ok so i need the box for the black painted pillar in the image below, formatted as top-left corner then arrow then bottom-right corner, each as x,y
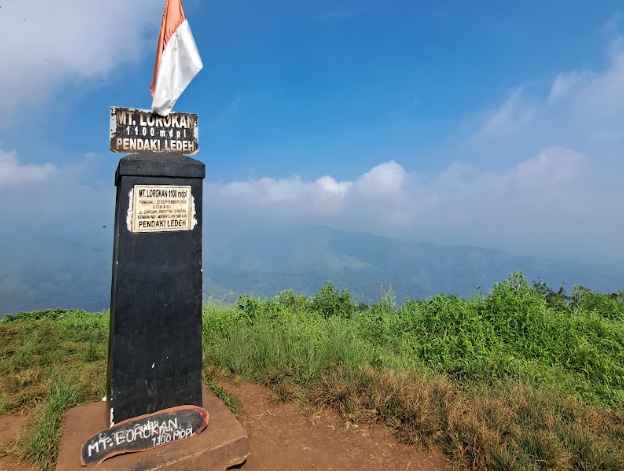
107,152 -> 205,426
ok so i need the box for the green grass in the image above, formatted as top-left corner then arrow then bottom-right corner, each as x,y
202,275 -> 624,469
20,380 -> 84,471
2,273 -> 624,469
0,309 -> 109,470
204,375 -> 242,417
203,276 -> 624,409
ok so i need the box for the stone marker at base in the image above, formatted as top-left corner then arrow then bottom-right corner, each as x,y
81,405 -> 209,466
107,152 -> 205,425
57,384 -> 249,471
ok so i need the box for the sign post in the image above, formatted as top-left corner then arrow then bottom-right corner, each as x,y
56,106 -> 249,470
110,107 -> 199,155
106,107 -> 205,426
56,3 -> 251,464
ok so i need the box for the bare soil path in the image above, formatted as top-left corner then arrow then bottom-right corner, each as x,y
0,382 -> 450,471
226,382 -> 450,471
0,415 -> 35,471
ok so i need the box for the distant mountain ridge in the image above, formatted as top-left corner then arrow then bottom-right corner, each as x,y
203,225 -> 624,305
2,225 -> 623,314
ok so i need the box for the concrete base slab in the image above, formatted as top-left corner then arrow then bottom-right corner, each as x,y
56,384 -> 249,471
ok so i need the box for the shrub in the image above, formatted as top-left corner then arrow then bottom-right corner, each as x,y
311,281 -> 356,318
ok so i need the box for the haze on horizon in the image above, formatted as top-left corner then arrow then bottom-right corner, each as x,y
0,0 -> 623,271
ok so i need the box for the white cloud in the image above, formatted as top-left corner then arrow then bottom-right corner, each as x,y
355,161 -> 406,200
203,33 -> 624,257
548,72 -> 589,104
512,147 -> 583,190
316,176 -> 351,197
0,0 -> 160,125
465,38 -> 624,166
0,146 -> 56,186
206,143 -> 624,258
0,148 -> 114,235
476,89 -> 536,138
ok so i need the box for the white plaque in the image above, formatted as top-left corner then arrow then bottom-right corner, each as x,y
131,185 -> 193,233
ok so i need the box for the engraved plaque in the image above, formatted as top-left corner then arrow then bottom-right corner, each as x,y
81,405 -> 209,466
110,107 -> 199,154
131,185 -> 193,233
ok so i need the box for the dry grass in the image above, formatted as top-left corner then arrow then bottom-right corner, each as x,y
308,365 -> 624,470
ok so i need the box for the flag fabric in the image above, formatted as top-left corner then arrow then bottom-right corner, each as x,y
150,0 -> 203,116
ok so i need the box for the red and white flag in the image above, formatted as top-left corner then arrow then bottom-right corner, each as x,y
150,0 -> 203,116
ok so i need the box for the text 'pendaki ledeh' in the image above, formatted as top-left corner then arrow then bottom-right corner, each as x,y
110,107 -> 199,154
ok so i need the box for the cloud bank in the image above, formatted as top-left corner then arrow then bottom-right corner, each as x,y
465,38 -> 624,165
0,147 -> 55,186
206,40 -> 624,258
206,146 -> 620,258
0,147 -> 114,241
0,0 -> 160,125
1,35 -> 623,260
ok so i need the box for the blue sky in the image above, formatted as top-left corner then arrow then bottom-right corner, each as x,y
0,0 -> 623,259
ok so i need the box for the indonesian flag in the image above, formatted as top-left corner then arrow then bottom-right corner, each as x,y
150,0 -> 203,116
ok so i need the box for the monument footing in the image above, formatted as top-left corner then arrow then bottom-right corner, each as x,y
56,384 -> 249,471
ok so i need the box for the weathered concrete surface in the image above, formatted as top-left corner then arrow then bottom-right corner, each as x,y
108,153 -> 205,425
56,384 -> 249,471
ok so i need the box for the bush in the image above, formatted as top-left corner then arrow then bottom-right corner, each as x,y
311,281 -> 357,318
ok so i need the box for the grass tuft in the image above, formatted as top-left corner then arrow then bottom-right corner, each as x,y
20,380 -> 84,471
204,377 -> 242,418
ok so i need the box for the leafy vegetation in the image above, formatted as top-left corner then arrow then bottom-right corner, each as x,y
2,273 -> 624,470
204,275 -> 624,469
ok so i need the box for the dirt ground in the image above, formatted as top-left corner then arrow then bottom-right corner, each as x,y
225,381 -> 449,471
0,415 -> 36,471
0,382 -> 450,471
